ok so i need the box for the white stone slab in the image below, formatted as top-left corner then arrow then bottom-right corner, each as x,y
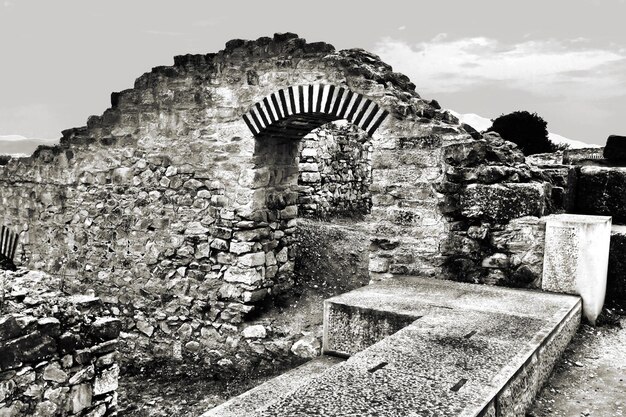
542,214 -> 611,324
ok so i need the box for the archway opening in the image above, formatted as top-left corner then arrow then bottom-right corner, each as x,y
248,117 -> 374,317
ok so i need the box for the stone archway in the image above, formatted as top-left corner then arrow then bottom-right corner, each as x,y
241,84 -> 388,138
237,85 -> 389,297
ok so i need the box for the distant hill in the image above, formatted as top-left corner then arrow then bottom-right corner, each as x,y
0,135 -> 59,156
448,111 -> 600,149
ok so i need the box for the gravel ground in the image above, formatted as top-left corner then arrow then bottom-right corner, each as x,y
529,310 -> 626,417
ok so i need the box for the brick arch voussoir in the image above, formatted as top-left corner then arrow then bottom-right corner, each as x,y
242,84 -> 389,137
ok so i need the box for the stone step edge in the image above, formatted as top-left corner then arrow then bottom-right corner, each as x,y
461,297 -> 582,417
321,285 -> 581,416
199,355 -> 344,417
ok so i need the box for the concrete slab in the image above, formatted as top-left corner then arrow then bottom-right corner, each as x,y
324,277 -> 579,356
200,355 -> 344,417
201,277 -> 581,417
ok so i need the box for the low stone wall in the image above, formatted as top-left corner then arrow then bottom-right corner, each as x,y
0,270 -> 120,416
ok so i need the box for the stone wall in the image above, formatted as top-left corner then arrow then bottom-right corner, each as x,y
297,122 -> 372,218
0,270 -> 120,416
0,34 -> 557,367
436,132 -> 555,286
573,166 -> 626,224
526,149 -> 626,301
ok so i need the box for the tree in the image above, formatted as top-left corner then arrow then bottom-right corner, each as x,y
487,111 -> 559,155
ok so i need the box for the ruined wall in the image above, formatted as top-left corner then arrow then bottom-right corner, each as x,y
525,146 -> 626,298
0,270 -> 120,416
0,34 -> 555,366
297,122 -> 372,218
435,132 -> 555,286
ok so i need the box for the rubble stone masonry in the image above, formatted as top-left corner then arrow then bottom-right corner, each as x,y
0,270 -> 120,416
0,34 -> 557,365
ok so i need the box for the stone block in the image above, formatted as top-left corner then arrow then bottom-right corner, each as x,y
461,183 -> 546,223
93,365 -> 119,396
481,253 -> 509,268
242,288 -> 269,303
230,241 -> 255,254
43,362 -> 68,383
71,383 -> 93,414
574,166 -> 626,223
442,140 -> 487,167
290,335 -> 320,358
0,315 -> 28,342
136,320 -> 154,337
224,266 -> 264,286
607,226 -> 626,306
88,317 -> 121,342
0,379 -> 16,402
242,325 -> 266,339
603,135 -> 626,162
0,333 -> 56,371
542,214 -> 611,324
69,365 -> 95,385
238,252 -> 266,267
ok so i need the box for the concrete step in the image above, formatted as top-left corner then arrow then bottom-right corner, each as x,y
201,277 -> 581,417
200,355 -> 344,417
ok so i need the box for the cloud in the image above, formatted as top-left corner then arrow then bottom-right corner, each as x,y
3,1 -> 13,7
373,36 -> 626,99
0,135 -> 28,141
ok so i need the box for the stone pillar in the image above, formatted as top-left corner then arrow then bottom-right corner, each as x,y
542,214 -> 612,324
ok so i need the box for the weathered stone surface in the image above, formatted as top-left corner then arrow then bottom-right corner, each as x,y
68,365 -> 95,385
0,32 -> 556,372
34,401 -> 57,416
242,325 -> 266,339
461,183 -> 546,223
0,379 -> 16,402
608,226 -> 626,307
71,383 -> 93,414
0,315 -> 28,342
88,317 -> 122,342
542,214 -> 611,324
574,166 -> 626,224
0,271 -> 119,417
442,140 -> 487,167
224,266 -> 263,286
93,365 -> 119,396
238,252 -> 266,267
0,333 -> 56,371
603,135 -> 626,161
42,362 -> 68,383
290,335 -> 321,358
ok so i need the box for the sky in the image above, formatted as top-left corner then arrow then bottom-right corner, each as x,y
1,0 -> 625,147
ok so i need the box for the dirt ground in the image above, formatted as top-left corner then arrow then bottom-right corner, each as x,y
529,308 -> 626,417
117,361 -> 299,417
